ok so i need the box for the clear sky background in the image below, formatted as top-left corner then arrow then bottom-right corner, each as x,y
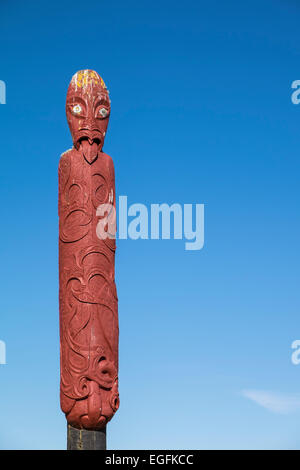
0,0 -> 300,450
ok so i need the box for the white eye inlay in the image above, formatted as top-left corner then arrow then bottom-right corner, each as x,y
72,104 -> 82,114
99,107 -> 108,118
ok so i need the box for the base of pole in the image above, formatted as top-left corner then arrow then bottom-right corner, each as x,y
67,424 -> 107,450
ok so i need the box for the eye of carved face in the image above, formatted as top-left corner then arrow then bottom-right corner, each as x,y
72,104 -> 82,115
98,107 -> 109,118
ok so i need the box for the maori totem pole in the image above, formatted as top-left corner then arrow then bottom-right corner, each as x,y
58,70 -> 119,450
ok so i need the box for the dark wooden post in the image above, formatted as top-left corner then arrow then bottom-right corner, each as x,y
58,70 -> 119,450
67,425 -> 107,450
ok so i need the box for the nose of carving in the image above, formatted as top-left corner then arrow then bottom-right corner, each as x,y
84,113 -> 97,130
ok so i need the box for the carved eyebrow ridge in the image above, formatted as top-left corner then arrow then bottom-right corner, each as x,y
67,96 -> 87,106
94,96 -> 110,109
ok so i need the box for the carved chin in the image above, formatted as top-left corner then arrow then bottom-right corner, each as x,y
78,137 -> 101,164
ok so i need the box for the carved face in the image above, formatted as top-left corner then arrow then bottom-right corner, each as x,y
66,70 -> 111,163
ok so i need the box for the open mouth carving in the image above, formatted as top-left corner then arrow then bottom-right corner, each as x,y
78,136 -> 102,164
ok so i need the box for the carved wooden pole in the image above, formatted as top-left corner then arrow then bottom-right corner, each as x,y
58,70 -> 119,450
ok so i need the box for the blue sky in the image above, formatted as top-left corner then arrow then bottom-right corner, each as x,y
0,0 -> 300,449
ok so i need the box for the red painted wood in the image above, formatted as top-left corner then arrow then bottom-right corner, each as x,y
59,70 -> 119,430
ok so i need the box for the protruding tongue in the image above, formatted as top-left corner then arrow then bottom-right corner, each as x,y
80,139 -> 99,163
